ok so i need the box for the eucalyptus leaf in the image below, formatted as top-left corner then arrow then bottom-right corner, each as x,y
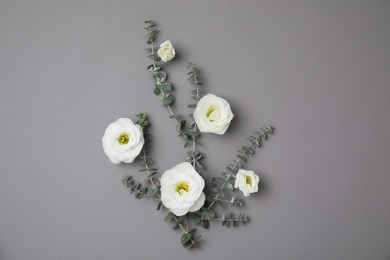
156,201 -> 163,211
146,187 -> 158,197
164,212 -> 173,222
181,233 -> 192,245
224,181 -> 234,191
158,82 -> 172,92
182,240 -> 194,249
201,208 -> 215,219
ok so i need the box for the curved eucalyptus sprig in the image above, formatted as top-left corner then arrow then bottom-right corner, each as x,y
220,213 -> 249,228
184,62 -> 205,173
180,228 -> 200,249
135,113 -> 161,200
186,62 -> 204,110
195,211 -> 249,228
207,125 -> 275,210
122,175 -> 147,199
164,212 -> 200,249
143,30 -> 204,244
144,20 -> 160,65
122,113 -> 161,200
144,21 -> 189,144
136,109 -> 200,247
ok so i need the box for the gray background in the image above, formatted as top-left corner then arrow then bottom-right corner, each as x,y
1,0 -> 389,259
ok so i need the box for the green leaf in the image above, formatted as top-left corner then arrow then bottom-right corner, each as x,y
188,213 -> 201,224
218,188 -> 228,197
195,161 -> 205,170
201,219 -> 210,229
153,87 -> 161,95
181,233 -> 192,245
145,29 -> 158,37
146,187 -> 158,197
122,175 -> 132,187
187,151 -> 200,158
147,64 -> 160,72
189,228 -> 197,236
147,37 -> 156,44
201,208 -> 215,220
182,239 -> 194,249
156,201 -> 163,211
164,212 -> 174,222
224,181 -> 234,191
147,171 -> 157,178
158,82 -> 172,92
162,94 -> 175,106
253,139 -> 261,147
237,154 -> 247,162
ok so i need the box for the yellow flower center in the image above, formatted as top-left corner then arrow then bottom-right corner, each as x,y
245,175 -> 252,185
206,105 -> 221,122
118,133 -> 130,145
175,182 -> 190,196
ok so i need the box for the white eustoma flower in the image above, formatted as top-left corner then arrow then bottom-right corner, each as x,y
160,162 -> 205,216
234,169 -> 260,197
102,118 -> 144,164
193,94 -> 234,135
157,40 -> 175,62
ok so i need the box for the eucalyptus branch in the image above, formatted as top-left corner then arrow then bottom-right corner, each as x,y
121,113 -> 160,200
207,125 -> 275,210
164,212 -> 199,249
144,20 -> 159,70
145,21 -> 189,144
135,113 -> 161,199
174,217 -> 198,249
209,213 -> 249,228
136,113 -> 199,247
122,175 -> 147,199
185,62 -> 204,172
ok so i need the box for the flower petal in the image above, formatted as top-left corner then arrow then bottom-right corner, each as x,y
189,192 -> 205,212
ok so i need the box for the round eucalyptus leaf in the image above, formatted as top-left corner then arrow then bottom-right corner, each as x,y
153,71 -> 167,83
147,64 -> 161,72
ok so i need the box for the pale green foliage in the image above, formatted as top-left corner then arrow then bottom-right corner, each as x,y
122,113 -> 161,201
221,213 -> 249,228
122,175 -> 147,199
118,20 -> 275,249
207,125 -> 274,210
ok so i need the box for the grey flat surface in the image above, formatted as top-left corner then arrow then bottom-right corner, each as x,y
1,1 -> 390,259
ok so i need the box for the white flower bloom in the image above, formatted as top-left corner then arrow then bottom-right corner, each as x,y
234,169 -> 260,197
102,118 -> 144,164
160,162 -> 205,216
193,94 -> 234,135
157,40 -> 175,62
